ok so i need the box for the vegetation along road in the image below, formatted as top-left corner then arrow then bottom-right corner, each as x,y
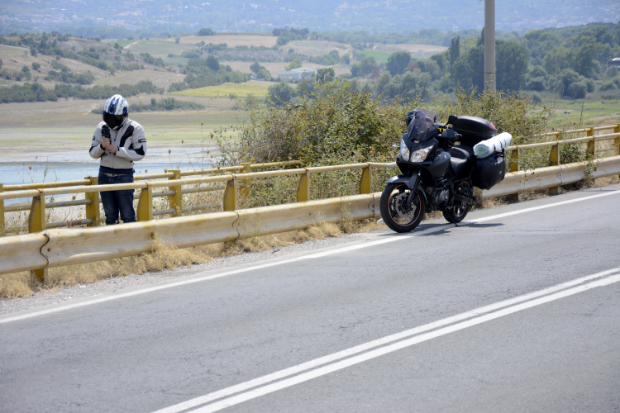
1,184 -> 619,412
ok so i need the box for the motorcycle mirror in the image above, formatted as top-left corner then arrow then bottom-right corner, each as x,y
448,115 -> 459,126
433,116 -> 437,123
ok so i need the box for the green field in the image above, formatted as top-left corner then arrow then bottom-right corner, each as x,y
542,98 -> 620,129
115,39 -> 136,47
171,82 -> 272,98
357,50 -> 392,63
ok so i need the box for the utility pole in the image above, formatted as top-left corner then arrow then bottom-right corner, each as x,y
484,0 -> 496,91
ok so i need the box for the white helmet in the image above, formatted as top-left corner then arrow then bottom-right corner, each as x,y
103,94 -> 128,129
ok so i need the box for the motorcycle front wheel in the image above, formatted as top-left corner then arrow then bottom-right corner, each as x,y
380,182 -> 426,233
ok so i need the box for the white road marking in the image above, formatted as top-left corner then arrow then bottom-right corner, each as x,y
154,267 -> 620,413
1,189 -> 618,325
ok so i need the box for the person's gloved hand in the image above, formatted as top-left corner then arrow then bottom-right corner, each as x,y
101,125 -> 111,139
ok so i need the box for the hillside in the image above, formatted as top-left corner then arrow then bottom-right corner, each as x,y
1,0 -> 618,35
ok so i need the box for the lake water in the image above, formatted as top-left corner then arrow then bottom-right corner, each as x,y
0,147 -> 218,204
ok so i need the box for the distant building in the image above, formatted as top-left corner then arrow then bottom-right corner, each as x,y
278,67 -> 317,81
607,58 -> 620,67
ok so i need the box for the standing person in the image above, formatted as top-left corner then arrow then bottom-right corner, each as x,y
89,94 -> 147,225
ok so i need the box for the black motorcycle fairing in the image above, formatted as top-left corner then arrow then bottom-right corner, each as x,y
426,148 -> 451,181
405,110 -> 439,148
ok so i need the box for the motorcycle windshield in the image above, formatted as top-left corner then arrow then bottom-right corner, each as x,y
407,110 -> 438,146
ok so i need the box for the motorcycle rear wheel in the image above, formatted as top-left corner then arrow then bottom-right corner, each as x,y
442,181 -> 472,223
380,182 -> 426,233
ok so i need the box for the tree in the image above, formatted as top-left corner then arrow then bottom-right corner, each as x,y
452,40 -> 528,92
375,72 -> 392,95
268,81 -> 296,106
206,55 -> 219,72
495,40 -> 528,91
452,46 -> 484,91
250,62 -> 263,74
386,51 -> 411,76
543,47 -> 574,75
256,68 -> 271,80
400,72 -> 417,94
316,68 -> 335,83
285,59 -> 302,71
449,35 -> 460,68
573,37 -> 600,78
359,56 -> 378,77
198,28 -> 215,36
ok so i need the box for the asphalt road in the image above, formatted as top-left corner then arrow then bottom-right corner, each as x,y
1,184 -> 620,413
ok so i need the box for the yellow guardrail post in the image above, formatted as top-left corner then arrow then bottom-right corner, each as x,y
548,143 -> 560,196
223,177 -> 238,211
615,124 -> 620,178
296,169 -> 310,202
586,127 -> 595,160
359,164 -> 371,194
168,169 -> 182,217
239,163 -> 251,202
28,190 -> 47,283
0,184 -> 5,237
507,147 -> 520,202
84,176 -> 100,227
137,183 -> 153,221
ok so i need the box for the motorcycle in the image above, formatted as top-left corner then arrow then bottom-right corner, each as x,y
380,110 -> 507,233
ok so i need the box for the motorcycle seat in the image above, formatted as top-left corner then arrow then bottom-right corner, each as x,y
449,145 -> 475,163
448,145 -> 475,179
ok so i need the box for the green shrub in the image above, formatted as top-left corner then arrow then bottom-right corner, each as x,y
216,80 -> 413,167
600,81 -> 616,91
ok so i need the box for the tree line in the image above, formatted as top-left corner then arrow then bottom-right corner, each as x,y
0,80 -> 163,104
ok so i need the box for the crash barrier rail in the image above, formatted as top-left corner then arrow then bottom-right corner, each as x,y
0,160 -> 302,235
505,123 -> 620,198
1,153 -> 619,282
0,162 -> 395,280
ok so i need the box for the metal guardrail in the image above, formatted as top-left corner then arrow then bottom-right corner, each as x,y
1,124 -> 619,282
506,124 -> 620,199
0,161 -> 396,282
2,152 -> 619,281
0,160 -> 303,235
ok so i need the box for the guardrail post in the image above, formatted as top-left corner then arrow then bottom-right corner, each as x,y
507,147 -> 520,202
28,190 -> 47,283
614,124 -> 620,155
296,169 -> 310,202
239,163 -> 251,202
548,143 -> 560,196
586,127 -> 595,160
615,124 -> 620,178
168,169 -> 182,217
0,184 -> 5,237
223,177 -> 238,211
84,176 -> 100,227
359,164 -> 371,194
137,183 -> 153,221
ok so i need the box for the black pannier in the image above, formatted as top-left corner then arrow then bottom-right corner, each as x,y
472,154 -> 506,190
453,116 -> 497,146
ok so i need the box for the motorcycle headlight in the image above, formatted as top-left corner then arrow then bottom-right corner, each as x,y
409,146 -> 433,163
400,138 -> 410,161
